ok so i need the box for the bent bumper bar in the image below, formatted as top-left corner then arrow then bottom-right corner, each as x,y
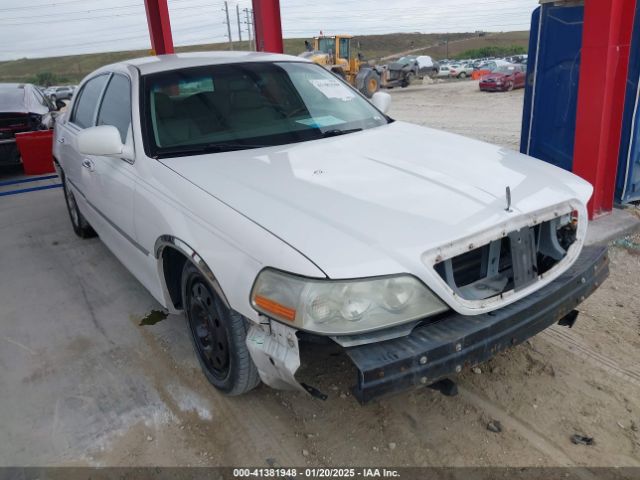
345,245 -> 609,404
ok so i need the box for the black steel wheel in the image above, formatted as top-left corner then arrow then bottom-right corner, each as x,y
182,262 -> 260,395
62,172 -> 95,238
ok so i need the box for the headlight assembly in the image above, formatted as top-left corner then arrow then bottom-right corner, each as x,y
250,269 -> 448,335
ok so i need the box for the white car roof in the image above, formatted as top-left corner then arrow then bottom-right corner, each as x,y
97,51 -> 309,76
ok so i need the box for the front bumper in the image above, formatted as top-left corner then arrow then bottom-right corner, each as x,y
345,245 -> 609,403
479,83 -> 506,91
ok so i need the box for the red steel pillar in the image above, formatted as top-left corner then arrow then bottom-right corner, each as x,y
252,0 -> 284,53
573,0 -> 636,218
144,0 -> 174,55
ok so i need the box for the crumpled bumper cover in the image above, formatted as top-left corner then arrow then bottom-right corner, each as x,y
345,245 -> 609,404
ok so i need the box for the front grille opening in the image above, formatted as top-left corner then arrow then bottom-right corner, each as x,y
435,215 -> 577,300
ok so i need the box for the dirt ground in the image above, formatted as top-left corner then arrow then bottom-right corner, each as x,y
2,80 -> 639,471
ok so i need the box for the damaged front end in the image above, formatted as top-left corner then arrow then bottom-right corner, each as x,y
434,211 -> 579,302
245,203 -> 604,403
247,245 -> 608,403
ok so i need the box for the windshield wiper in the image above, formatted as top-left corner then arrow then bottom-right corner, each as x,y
156,142 -> 270,158
320,128 -> 363,138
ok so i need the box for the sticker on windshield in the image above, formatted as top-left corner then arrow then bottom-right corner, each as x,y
308,79 -> 355,101
296,115 -> 345,128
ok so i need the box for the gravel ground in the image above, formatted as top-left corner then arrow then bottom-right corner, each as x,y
388,78 -> 525,150
1,79 -> 639,470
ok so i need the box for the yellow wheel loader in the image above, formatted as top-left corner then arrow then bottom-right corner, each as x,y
299,34 -> 382,98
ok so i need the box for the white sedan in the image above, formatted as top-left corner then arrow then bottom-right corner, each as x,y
53,52 -> 608,402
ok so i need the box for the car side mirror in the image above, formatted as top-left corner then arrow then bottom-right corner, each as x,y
77,125 -> 131,159
371,91 -> 391,114
55,99 -> 66,111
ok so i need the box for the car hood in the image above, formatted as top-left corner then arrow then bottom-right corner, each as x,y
482,73 -> 509,81
160,121 -> 592,281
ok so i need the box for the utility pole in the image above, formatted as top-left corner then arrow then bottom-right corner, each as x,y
445,39 -> 449,59
223,1 -> 232,50
236,4 -> 242,44
243,8 -> 254,50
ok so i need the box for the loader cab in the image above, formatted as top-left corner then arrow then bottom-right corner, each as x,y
314,35 -> 355,73
305,34 -> 379,98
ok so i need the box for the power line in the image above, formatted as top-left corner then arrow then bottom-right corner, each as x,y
0,1 -> 227,25
0,0 -> 102,12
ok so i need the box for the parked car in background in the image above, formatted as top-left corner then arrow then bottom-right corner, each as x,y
382,55 -> 438,86
436,65 -> 451,78
505,54 -> 528,65
479,64 -> 526,92
471,59 -> 510,80
44,85 -> 75,101
449,63 -> 474,79
0,83 -> 58,166
52,52 -> 606,404
398,55 -> 438,78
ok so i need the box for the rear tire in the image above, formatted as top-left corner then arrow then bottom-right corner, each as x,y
62,172 -> 96,238
182,262 -> 260,396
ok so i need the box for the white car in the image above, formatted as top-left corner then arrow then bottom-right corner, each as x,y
53,52 -> 608,403
448,63 -> 474,78
436,65 -> 451,78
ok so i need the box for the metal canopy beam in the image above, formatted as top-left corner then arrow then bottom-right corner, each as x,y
144,0 -> 174,55
252,0 -> 284,53
573,0 -> 636,218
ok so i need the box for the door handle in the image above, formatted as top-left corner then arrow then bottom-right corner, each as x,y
57,137 -> 65,144
81,159 -> 95,172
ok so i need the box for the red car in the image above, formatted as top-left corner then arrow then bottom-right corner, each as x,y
479,64 -> 526,92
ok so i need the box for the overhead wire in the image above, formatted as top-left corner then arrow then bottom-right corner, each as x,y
0,0 -> 535,59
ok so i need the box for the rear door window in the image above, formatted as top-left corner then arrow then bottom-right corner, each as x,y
96,74 -> 132,143
72,74 -> 109,128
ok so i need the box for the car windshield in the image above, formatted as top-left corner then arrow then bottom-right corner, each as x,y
142,61 -> 389,158
495,66 -> 517,74
0,86 -> 26,112
397,57 -> 414,65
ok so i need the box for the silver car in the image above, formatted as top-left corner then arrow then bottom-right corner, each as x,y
44,85 -> 75,101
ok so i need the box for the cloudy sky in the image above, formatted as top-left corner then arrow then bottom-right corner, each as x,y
0,0 -> 538,61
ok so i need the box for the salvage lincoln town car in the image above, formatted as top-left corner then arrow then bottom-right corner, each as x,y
53,52 -> 608,403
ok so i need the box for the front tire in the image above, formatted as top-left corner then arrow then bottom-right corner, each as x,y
458,72 -> 467,79
401,72 -> 415,88
62,173 -> 95,238
182,262 -> 260,395
359,69 -> 380,98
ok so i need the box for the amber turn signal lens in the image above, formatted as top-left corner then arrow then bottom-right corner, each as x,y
254,295 -> 296,322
